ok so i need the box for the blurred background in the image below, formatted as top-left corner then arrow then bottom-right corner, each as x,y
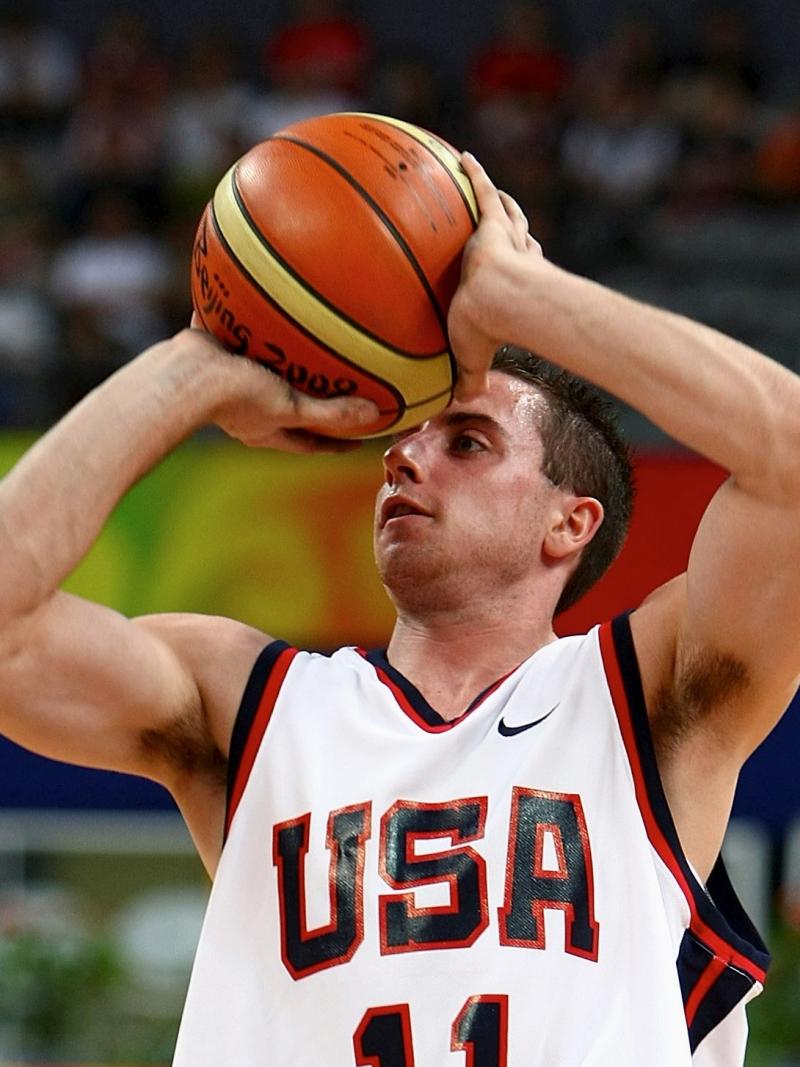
0,0 -> 798,1062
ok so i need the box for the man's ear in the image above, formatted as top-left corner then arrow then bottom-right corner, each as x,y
543,496 -> 604,561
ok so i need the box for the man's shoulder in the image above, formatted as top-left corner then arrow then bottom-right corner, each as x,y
134,611 -> 273,668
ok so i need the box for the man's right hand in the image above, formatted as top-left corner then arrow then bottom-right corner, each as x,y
184,326 -> 380,450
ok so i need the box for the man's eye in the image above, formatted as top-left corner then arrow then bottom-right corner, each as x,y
451,434 -> 485,453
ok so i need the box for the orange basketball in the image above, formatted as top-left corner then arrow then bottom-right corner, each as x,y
190,112 -> 478,437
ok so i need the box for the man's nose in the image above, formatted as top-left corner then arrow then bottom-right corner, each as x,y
382,432 -> 425,486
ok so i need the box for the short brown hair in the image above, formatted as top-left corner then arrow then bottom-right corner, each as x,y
492,345 -> 635,615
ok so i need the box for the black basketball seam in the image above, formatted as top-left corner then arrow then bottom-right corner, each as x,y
371,121 -> 475,394
370,117 -> 479,226
207,199 -> 408,426
231,157 -> 447,362
403,383 -> 454,410
338,117 -> 470,395
270,133 -> 453,338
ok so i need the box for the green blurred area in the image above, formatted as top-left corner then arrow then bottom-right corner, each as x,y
747,923 -> 800,1066
1,906 -> 798,1062
0,842 -> 206,1063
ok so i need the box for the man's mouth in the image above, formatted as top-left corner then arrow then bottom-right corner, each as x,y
380,496 -> 432,528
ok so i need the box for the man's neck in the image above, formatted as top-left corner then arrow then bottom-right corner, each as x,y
385,611 -> 557,722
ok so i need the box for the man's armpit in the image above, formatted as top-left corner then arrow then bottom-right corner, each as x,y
139,705 -> 228,786
650,647 -> 750,755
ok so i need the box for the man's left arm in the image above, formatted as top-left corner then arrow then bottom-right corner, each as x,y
452,153 -> 800,877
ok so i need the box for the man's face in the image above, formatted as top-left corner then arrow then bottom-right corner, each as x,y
373,372 -> 563,617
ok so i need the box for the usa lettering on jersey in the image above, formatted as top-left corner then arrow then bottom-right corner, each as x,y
272,787 -> 599,980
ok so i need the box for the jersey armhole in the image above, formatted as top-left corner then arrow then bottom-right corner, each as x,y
599,614 -> 770,1053
224,640 -> 298,843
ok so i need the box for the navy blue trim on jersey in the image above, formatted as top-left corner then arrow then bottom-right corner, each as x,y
609,614 -> 769,1050
365,649 -> 446,726
224,640 -> 291,842
364,649 -> 508,727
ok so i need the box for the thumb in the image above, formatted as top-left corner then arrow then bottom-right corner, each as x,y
453,366 -> 490,402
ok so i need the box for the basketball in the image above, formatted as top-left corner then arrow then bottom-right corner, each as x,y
190,112 -> 478,437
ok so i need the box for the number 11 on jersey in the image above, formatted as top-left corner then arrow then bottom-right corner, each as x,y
354,994 -> 508,1066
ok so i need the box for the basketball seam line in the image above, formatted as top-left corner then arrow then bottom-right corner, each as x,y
345,113 -> 479,226
228,160 -> 448,363
336,115 -> 472,389
370,120 -> 475,389
271,132 -> 452,344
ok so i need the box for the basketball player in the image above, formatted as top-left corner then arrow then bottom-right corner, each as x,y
0,152 -> 798,1066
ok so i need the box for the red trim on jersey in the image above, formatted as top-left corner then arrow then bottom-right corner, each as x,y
534,823 -> 569,880
354,1003 -> 416,1066
356,648 -> 517,732
598,621 -> 766,985
685,955 -> 729,1028
451,994 -> 509,1067
225,645 -> 298,837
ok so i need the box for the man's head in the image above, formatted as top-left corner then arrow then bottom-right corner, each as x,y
374,348 -> 633,621
491,344 -> 634,614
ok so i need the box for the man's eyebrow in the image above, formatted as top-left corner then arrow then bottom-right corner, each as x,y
442,411 -> 507,436
389,410 -> 507,445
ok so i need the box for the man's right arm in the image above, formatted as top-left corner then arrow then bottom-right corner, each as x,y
0,330 -> 377,808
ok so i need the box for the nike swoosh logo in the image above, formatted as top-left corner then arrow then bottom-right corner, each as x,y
497,703 -> 560,737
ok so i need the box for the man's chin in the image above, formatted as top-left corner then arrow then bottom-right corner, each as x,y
377,551 -> 458,614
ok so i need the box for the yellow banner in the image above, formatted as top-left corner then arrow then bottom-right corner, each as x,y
0,436 -> 396,650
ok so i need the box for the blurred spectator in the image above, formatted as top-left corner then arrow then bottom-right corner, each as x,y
470,1 -> 570,105
0,0 -> 794,435
467,2 -> 569,245
246,0 -> 370,139
369,48 -> 450,138
58,14 -> 170,227
666,77 -> 757,214
663,7 -> 766,132
0,226 -> 58,426
0,145 -> 57,425
754,105 -> 800,202
48,192 -> 172,406
657,8 -> 765,216
264,0 -> 370,97
675,6 -> 765,98
572,16 -> 668,103
82,11 -> 169,103
560,75 -> 680,268
0,8 -> 78,139
163,30 -> 254,215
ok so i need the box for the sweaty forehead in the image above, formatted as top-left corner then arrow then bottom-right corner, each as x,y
449,372 -> 549,430
390,373 -> 548,445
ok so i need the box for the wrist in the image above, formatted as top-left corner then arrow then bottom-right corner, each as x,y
142,329 -> 255,434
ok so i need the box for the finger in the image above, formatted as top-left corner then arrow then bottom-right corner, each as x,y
190,310 -> 203,329
280,429 -> 363,454
497,191 -> 530,249
453,366 -> 490,402
526,233 -> 543,256
291,392 -> 381,437
460,152 -> 505,220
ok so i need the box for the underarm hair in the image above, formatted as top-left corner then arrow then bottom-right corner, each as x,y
139,706 -> 227,785
650,647 -> 750,754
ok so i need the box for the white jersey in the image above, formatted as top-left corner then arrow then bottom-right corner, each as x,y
173,616 -> 768,1066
